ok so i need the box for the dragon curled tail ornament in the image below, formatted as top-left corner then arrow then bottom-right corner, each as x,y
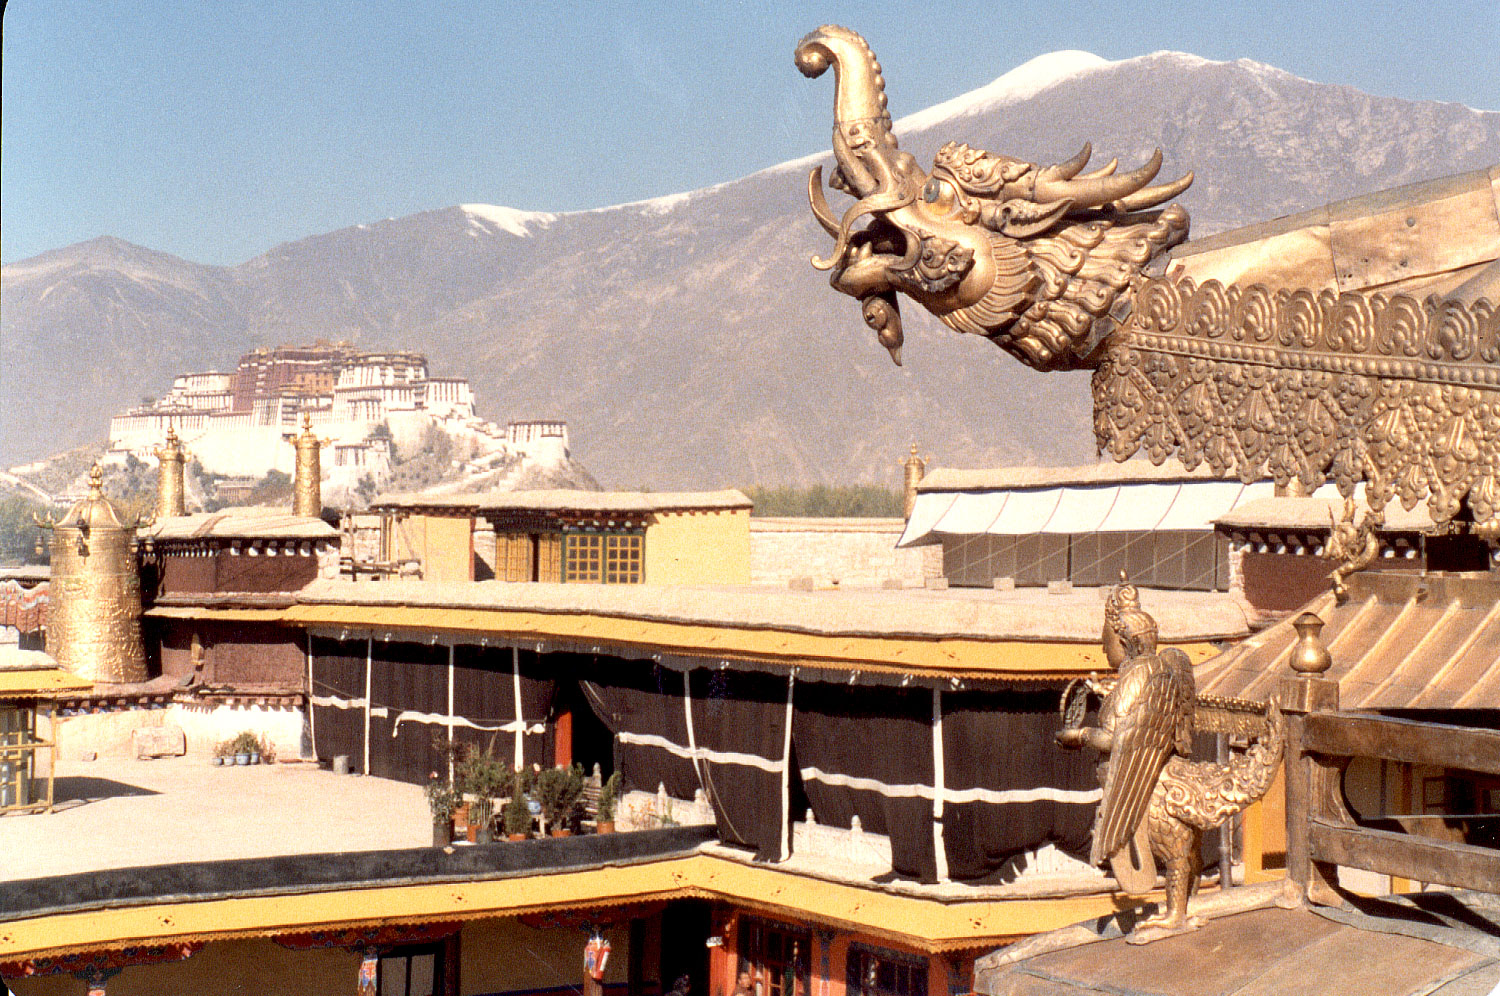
1057,577 -> 1285,943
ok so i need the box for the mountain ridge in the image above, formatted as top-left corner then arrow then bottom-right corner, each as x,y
5,52 -> 1498,488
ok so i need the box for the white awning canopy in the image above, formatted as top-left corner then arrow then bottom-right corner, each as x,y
1038,486 -> 1120,534
934,493 -> 1008,534
1154,481 -> 1248,531
1093,483 -> 1182,532
987,488 -> 1064,534
901,477 -> 1282,546
897,493 -> 957,547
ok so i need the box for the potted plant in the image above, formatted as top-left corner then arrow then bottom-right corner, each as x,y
471,794 -> 495,844
257,735 -> 277,765
231,731 -> 259,766
455,746 -> 506,844
597,772 -> 622,834
536,763 -> 584,837
503,788 -> 532,841
211,740 -> 232,766
425,771 -> 457,846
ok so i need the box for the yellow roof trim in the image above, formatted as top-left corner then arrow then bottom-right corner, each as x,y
0,853 -> 1150,959
0,669 -> 93,697
287,604 -> 1225,677
145,603 -> 1224,677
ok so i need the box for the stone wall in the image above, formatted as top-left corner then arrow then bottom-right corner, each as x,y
749,518 -> 940,587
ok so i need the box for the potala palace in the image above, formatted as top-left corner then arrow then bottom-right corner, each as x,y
105,342 -> 569,500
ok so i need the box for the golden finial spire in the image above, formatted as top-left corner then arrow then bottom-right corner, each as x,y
292,411 -> 323,518
899,442 -> 928,520
155,428 -> 189,518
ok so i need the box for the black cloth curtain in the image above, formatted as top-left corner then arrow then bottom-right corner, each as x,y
580,658 -> 700,801
309,637 -> 367,772
687,668 -> 789,860
368,641 -> 449,785
451,646 -> 555,768
792,681 -> 937,883
940,689 -> 1098,880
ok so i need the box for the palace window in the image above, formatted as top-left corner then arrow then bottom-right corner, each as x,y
378,943 -> 448,996
845,944 -> 927,996
495,532 -> 564,582
564,532 -> 642,584
739,917 -> 810,996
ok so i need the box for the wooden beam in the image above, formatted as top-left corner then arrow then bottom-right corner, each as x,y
1308,819 -> 1500,892
1302,712 -> 1500,774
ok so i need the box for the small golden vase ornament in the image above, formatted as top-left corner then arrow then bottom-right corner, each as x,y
1290,612 -> 1333,674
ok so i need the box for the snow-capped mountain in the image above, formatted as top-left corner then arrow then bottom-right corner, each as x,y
4,51 -> 1498,488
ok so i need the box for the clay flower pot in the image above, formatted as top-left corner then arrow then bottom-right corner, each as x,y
433,820 -> 453,847
550,827 -> 572,838
596,821 -> 616,835
507,833 -> 527,842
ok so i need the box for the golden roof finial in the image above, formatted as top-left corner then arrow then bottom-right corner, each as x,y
87,464 -> 104,496
900,442 -> 929,520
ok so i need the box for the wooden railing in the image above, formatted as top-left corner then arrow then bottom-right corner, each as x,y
1280,670 -> 1500,902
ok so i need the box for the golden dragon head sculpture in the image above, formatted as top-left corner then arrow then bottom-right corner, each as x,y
797,24 -> 1500,540
795,24 -> 1192,369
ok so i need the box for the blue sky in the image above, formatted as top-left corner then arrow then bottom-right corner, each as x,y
4,0 -> 1496,267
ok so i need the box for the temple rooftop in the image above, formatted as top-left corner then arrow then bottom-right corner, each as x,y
145,578 -> 1254,680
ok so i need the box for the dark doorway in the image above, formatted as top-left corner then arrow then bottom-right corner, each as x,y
659,899 -> 713,996
550,666 -> 617,778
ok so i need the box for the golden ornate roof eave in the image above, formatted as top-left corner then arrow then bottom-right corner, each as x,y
1091,275 -> 1498,528
795,26 -> 1499,529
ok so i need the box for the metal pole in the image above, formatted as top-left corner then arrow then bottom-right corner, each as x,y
363,637 -> 373,776
1217,732 -> 1233,890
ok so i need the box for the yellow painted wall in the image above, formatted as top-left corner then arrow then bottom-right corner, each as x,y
3,922 -> 631,996
461,917 -> 631,996
5,938 -> 356,996
644,509 -> 750,585
1241,765 -> 1286,884
394,513 -> 475,583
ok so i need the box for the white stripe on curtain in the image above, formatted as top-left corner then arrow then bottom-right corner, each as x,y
618,731 -> 784,773
932,688 -> 949,882
799,766 -> 1101,805
391,711 -> 545,737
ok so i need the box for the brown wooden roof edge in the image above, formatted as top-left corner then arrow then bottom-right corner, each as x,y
974,884 -> 1500,996
975,880 -> 1288,980
1194,571 -> 1500,709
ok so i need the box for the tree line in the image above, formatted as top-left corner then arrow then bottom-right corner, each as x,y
743,484 -> 902,518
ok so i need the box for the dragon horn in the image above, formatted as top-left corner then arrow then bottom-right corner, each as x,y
1034,149 -> 1163,208
1040,142 -> 1092,181
1076,157 -> 1117,179
1113,171 -> 1194,212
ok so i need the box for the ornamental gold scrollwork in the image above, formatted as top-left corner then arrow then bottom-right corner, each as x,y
1093,276 -> 1500,527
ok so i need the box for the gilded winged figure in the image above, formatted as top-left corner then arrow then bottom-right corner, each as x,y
1058,577 -> 1285,941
